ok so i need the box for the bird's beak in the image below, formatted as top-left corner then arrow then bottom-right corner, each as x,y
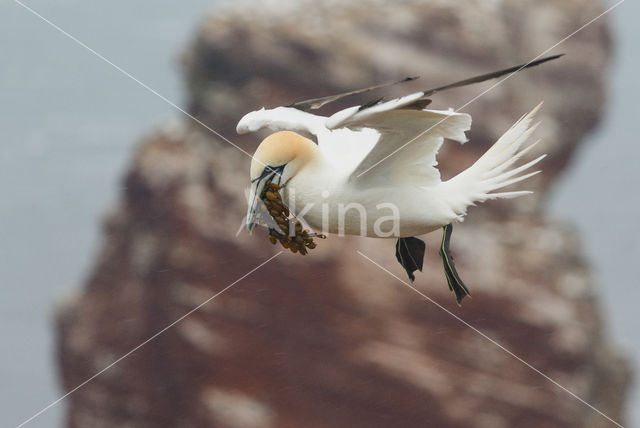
246,165 -> 286,233
246,176 -> 269,233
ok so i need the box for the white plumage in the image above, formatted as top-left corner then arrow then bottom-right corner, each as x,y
238,97 -> 544,237
237,55 -> 560,303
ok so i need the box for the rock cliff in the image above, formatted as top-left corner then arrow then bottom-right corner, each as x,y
57,1 -> 630,427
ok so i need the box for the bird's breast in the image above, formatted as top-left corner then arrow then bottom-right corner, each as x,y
281,173 -> 448,237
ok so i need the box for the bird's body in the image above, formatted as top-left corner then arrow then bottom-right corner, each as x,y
242,104 -> 543,238
238,55 -> 560,303
281,155 -> 456,237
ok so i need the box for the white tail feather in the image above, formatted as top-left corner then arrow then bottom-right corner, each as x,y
438,103 -> 545,217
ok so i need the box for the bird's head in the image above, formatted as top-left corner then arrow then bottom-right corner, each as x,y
246,131 -> 317,232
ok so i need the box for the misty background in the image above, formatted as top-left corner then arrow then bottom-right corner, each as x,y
0,0 -> 637,427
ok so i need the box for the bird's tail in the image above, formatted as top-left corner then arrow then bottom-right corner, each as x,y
439,103 -> 546,218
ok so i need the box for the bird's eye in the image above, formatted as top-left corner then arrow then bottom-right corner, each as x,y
252,164 -> 286,183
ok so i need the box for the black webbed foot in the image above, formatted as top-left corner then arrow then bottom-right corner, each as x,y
395,237 -> 426,282
439,223 -> 471,305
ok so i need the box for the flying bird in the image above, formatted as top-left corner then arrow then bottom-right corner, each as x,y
238,55 -> 561,304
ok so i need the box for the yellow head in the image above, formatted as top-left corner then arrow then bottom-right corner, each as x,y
249,131 -> 317,181
246,131 -> 317,231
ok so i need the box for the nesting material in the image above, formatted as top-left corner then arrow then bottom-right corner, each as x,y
260,181 -> 324,255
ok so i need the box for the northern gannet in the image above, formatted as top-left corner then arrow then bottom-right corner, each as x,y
238,55 -> 561,304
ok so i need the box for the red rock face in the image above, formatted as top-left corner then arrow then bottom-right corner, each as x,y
57,1 -> 629,427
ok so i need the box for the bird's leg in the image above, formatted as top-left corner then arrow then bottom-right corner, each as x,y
439,224 -> 471,305
395,237 -> 426,282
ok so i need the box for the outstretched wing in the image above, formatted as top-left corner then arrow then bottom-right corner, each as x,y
326,93 -> 471,187
288,76 -> 419,111
236,106 -> 328,138
286,54 -> 562,112
237,55 -> 562,183
236,105 -> 379,175
236,95 -> 470,186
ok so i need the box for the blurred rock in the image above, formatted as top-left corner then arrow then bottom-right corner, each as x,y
57,0 -> 629,427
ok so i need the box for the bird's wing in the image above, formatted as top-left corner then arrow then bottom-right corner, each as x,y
287,76 -> 418,111
236,104 -> 379,175
237,54 -> 561,182
287,54 -> 561,112
326,93 -> 471,187
236,106 -> 328,138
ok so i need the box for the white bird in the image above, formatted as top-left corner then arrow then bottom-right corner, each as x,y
238,55 -> 561,304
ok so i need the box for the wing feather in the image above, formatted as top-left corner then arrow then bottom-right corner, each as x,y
236,106 -> 327,136
327,96 -> 471,187
237,55 -> 561,186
